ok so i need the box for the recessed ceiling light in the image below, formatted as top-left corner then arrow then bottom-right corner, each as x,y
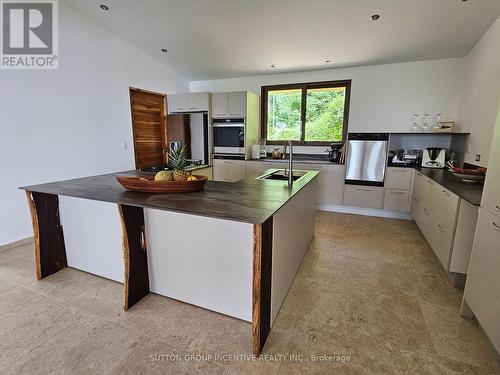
99,4 -> 109,11
371,14 -> 380,21
161,48 -> 168,53
270,64 -> 277,68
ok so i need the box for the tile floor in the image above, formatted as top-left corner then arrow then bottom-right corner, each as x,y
0,211 -> 498,374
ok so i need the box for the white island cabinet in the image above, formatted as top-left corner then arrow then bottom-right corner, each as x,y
22,169 -> 319,356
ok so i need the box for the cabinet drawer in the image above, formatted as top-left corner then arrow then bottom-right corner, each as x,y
426,222 -> 454,270
213,159 -> 246,181
245,161 -> 281,177
433,187 -> 460,233
386,168 -> 412,190
343,186 -> 384,209
384,189 -> 410,212
294,163 -> 345,185
317,184 -> 344,205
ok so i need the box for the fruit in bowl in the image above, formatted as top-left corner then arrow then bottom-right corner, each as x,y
187,175 -> 197,181
168,145 -> 190,181
154,170 -> 173,181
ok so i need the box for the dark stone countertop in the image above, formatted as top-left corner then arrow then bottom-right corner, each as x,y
247,155 -> 341,165
414,167 -> 483,206
20,170 -> 319,224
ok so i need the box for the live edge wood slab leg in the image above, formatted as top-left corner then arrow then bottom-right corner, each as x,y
118,204 -> 150,310
25,191 -> 67,280
252,217 -> 273,356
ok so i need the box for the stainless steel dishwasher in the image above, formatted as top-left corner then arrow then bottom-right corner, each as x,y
345,133 -> 389,186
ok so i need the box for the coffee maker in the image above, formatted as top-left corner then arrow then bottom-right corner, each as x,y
422,147 -> 446,168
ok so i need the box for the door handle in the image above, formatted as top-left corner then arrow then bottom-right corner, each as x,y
492,222 -> 500,232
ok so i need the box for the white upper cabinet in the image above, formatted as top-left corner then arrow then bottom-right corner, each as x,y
167,93 -> 209,113
212,91 -> 247,118
187,92 -> 210,111
167,93 -> 188,113
228,92 -> 247,117
211,93 -> 229,117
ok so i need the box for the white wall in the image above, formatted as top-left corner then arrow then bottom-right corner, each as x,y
190,59 -> 464,137
456,16 -> 500,167
0,2 -> 189,246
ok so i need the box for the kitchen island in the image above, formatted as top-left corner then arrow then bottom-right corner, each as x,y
20,169 -> 318,355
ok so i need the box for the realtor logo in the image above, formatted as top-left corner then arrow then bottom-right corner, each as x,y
1,0 -> 58,69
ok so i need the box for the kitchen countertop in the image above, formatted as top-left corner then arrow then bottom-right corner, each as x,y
246,155 -> 341,165
20,169 -> 319,224
415,167 -> 483,206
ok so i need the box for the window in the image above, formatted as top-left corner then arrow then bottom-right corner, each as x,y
261,80 -> 351,145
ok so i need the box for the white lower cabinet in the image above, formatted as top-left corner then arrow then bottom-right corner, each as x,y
411,171 -> 474,273
463,208 -> 500,352
213,159 -> 246,182
384,189 -> 409,212
343,186 -> 384,209
317,183 -> 344,205
245,161 -> 282,178
244,161 -> 345,206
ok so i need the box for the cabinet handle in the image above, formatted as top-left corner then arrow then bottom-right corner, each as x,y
189,107 -> 198,110
230,113 -> 241,116
389,191 -> 406,195
423,208 -> 430,215
437,224 -> 446,233
356,188 -> 371,192
391,169 -> 408,173
492,222 -> 500,231
427,180 -> 433,185
495,205 -> 500,212
413,196 -> 419,202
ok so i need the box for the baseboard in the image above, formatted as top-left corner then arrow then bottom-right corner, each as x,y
0,237 -> 34,252
318,204 -> 412,220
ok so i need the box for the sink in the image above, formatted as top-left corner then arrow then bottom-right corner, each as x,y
256,169 -> 307,182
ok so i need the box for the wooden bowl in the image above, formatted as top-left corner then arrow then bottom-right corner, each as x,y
116,175 -> 208,193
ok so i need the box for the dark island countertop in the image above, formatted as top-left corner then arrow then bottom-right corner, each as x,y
415,168 -> 483,206
20,170 -> 319,224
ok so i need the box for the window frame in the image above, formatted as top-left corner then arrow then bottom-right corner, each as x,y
261,79 -> 351,146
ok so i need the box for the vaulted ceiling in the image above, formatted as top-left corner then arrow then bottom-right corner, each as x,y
64,0 -> 500,80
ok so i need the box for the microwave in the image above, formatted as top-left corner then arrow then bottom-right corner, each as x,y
213,118 -> 245,156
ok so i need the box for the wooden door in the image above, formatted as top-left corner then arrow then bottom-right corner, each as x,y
130,89 -> 167,169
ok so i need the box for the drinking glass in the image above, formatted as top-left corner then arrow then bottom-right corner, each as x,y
422,114 -> 430,131
410,114 -> 419,132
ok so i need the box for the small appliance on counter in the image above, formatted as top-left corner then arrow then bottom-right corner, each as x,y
252,144 -> 261,159
327,143 -> 342,163
390,149 -> 421,166
422,147 -> 446,168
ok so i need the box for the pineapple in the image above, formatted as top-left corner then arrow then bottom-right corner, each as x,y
168,145 -> 190,181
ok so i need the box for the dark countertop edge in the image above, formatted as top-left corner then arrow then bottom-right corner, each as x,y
413,167 -> 483,206
20,170 -> 320,225
247,158 -> 343,166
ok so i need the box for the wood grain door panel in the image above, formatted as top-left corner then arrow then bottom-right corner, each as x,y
130,89 -> 167,169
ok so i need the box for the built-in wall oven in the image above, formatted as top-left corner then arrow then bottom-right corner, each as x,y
213,118 -> 245,157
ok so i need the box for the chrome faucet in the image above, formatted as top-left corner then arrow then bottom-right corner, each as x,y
283,140 -> 294,186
